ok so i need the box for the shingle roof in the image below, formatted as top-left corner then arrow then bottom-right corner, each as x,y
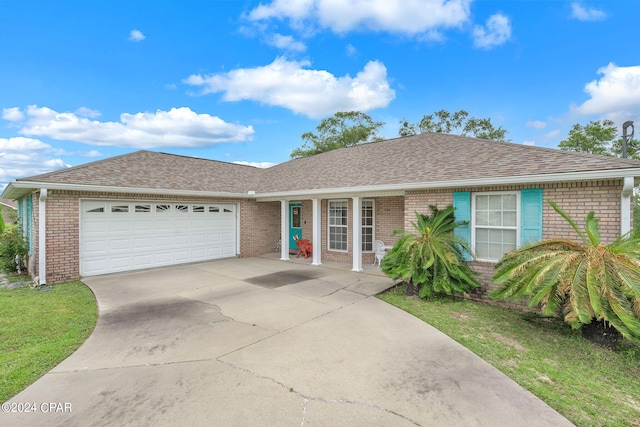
0,198 -> 17,209
21,150 -> 263,194
258,133 -> 640,192
14,133 -> 640,196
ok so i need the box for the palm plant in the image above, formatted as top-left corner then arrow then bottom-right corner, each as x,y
381,206 -> 480,298
491,201 -> 640,343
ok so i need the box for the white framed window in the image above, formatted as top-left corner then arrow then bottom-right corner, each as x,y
472,192 -> 519,261
362,200 -> 375,252
328,200 -> 348,251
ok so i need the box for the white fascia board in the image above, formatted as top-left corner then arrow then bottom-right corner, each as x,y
255,168 -> 640,201
2,181 -> 251,200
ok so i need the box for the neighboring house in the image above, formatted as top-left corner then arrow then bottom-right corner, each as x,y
0,197 -> 17,226
3,133 -> 640,294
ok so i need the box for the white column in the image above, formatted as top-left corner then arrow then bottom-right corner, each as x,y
351,196 -> 362,272
38,189 -> 48,285
312,198 -> 322,266
621,177 -> 634,236
280,200 -> 290,260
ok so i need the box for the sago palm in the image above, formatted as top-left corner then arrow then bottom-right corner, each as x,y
491,200 -> 640,343
381,206 -> 480,298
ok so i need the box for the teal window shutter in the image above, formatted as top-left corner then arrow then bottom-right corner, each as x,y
453,192 -> 471,261
520,189 -> 543,246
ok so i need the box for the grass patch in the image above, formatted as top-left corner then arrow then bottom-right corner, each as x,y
0,281 -> 97,403
378,285 -> 640,427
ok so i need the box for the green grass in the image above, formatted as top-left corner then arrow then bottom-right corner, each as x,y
378,286 -> 640,427
0,281 -> 97,403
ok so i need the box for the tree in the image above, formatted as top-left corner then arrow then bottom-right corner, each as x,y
491,201 -> 640,344
290,111 -> 384,158
381,206 -> 480,299
558,120 -> 617,156
398,109 -> 509,141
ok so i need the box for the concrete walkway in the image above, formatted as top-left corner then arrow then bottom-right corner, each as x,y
4,258 -> 573,427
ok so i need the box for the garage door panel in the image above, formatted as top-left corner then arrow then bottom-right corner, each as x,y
155,236 -> 173,248
133,221 -> 153,232
81,201 -> 238,276
109,221 -> 131,233
134,237 -> 154,249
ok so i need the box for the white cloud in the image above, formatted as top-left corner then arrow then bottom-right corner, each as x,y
75,107 -> 101,118
265,33 -> 307,51
346,43 -> 357,57
526,120 -> 547,130
544,129 -> 560,140
570,3 -> 607,21
522,140 -> 536,146
247,0 -> 471,36
472,13 -> 511,49
0,137 -> 68,187
2,107 -> 24,122
7,106 -> 255,148
129,29 -> 146,42
571,63 -> 640,121
233,161 -> 277,168
184,57 -> 395,118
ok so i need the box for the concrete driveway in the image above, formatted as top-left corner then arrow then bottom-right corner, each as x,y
5,257 -> 572,427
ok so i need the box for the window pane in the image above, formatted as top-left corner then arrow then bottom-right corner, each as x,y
111,204 -> 129,213
193,205 -> 205,213
489,243 -> 504,260
476,210 -> 488,226
489,210 -> 502,226
503,229 -> 517,245
135,204 -> 151,213
503,194 -> 517,210
476,195 -> 488,210
156,204 -> 171,213
476,241 -> 489,259
489,195 -> 503,210
503,211 -> 517,227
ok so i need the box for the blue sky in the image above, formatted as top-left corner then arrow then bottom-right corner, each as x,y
1,0 -> 639,189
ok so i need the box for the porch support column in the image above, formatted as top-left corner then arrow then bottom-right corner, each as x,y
280,200 -> 290,260
621,176 -> 634,236
38,189 -> 47,285
311,198 -> 322,266
351,196 -> 362,272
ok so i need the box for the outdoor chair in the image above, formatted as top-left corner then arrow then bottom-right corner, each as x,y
373,240 -> 387,267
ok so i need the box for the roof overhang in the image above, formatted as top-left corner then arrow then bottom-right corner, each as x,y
4,167 -> 640,202
255,168 -> 640,201
1,181 -> 251,200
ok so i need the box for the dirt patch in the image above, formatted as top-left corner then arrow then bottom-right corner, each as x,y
491,332 -> 526,351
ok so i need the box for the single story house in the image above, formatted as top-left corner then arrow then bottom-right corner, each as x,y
4,133 -> 640,294
0,197 -> 17,226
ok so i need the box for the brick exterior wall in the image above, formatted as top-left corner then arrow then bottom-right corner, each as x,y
31,191 -> 252,284
24,178 -> 631,293
404,179 -> 629,306
240,201 -> 280,257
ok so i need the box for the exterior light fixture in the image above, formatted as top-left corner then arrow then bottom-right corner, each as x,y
622,121 -> 635,158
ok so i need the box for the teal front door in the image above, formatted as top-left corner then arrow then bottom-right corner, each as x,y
289,203 -> 302,251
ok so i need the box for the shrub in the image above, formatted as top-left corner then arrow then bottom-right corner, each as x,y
0,228 -> 28,273
381,206 -> 480,298
491,200 -> 640,344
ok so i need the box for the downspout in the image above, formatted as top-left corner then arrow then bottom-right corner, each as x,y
38,189 -> 47,285
621,177 -> 634,236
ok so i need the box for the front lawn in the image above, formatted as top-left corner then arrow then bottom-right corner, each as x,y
0,281 -> 97,403
378,286 -> 640,427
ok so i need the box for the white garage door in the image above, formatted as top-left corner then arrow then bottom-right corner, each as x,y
80,200 -> 238,276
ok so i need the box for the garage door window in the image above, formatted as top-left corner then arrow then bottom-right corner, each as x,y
135,204 -> 151,213
156,204 -> 171,213
111,204 -> 129,213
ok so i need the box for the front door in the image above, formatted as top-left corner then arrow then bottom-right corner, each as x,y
289,203 -> 302,251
